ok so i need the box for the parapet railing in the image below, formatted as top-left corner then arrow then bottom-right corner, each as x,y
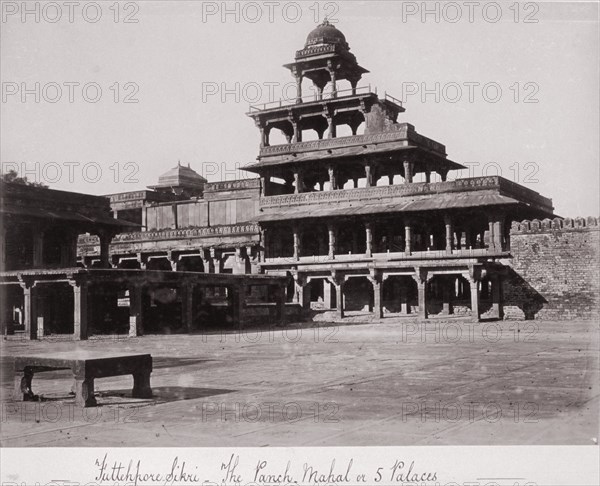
262,248 -> 506,265
248,85 -> 375,112
78,223 -> 260,246
260,176 -> 551,210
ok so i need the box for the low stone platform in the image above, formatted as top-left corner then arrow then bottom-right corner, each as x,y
13,352 -> 152,407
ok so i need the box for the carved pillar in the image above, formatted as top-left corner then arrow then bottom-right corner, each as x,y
413,268 -> 430,319
444,214 -> 453,255
136,253 -> 147,270
19,280 -> 38,340
326,115 -> 336,138
404,222 -> 413,255
295,72 -> 303,103
369,271 -> 383,319
211,248 -> 221,274
365,222 -> 373,257
168,251 -> 179,272
403,160 -> 414,184
327,223 -> 337,259
329,272 -> 344,319
293,170 -> 304,194
365,164 -> 373,187
493,214 -> 505,251
487,216 -> 495,251
328,61 -> 337,98
467,266 -> 483,322
291,119 -> 301,143
327,165 -> 337,190
70,279 -> 89,340
293,225 -> 301,261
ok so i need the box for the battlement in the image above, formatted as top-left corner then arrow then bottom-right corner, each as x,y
511,217 -> 599,234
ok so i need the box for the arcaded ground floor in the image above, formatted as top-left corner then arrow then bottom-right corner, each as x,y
0,317 -> 597,447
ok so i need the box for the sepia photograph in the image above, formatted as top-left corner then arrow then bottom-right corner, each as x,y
1,1 -> 599,484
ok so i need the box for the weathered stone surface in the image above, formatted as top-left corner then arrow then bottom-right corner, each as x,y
505,218 -> 600,320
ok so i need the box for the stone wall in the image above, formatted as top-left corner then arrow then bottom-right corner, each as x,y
505,217 -> 599,320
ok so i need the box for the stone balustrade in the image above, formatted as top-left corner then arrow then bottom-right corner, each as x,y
260,176 -> 551,211
78,223 -> 260,247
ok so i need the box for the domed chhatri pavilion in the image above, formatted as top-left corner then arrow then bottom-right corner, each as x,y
73,22 -> 597,331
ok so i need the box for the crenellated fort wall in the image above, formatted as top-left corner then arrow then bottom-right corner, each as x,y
504,217 -> 599,320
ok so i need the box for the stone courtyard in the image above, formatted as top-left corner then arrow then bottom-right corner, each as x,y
1,317 -> 597,447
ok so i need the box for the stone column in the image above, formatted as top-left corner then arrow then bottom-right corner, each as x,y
365,164 -> 373,187
365,223 -> 373,257
293,170 -> 304,194
369,272 -> 383,319
328,62 -> 337,97
487,216 -> 495,250
327,223 -> 336,259
291,120 -> 301,143
129,284 -> 145,337
293,225 -> 301,261
403,160 -> 414,184
334,281 -> 344,319
327,165 -> 337,190
438,169 -> 448,182
493,214 -> 505,251
211,248 -> 221,274
491,274 -> 504,320
444,214 -> 453,255
20,280 -> 38,340
404,222 -> 413,255
295,73 -> 303,103
470,279 -> 480,321
70,279 -> 89,340
168,251 -> 179,272
425,171 -> 431,183
326,115 -> 336,138
323,280 -> 334,309
413,269 -> 429,319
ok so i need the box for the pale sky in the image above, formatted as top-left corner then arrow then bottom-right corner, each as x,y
1,0 -> 598,216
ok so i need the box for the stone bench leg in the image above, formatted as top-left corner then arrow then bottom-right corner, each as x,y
132,370 -> 152,399
73,378 -> 97,407
14,368 -> 36,401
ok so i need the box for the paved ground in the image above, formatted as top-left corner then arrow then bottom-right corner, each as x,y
1,317 -> 598,447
